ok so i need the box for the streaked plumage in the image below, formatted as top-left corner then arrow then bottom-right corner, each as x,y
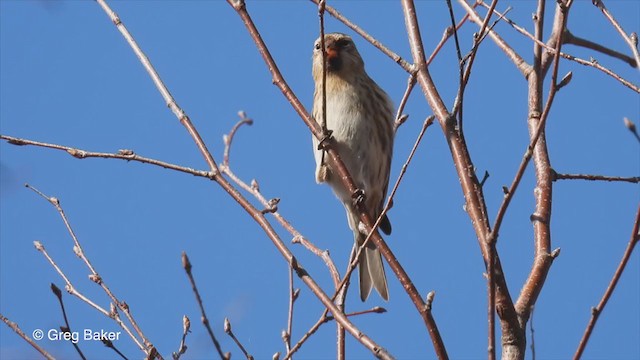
311,33 -> 394,301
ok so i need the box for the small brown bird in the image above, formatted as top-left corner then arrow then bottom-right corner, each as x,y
311,33 -> 394,301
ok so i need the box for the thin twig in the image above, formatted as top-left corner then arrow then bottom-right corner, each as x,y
623,117 -> 640,143
552,171 -> 640,183
223,111 -> 253,168
50,283 -> 87,360
224,318 -> 254,360
427,8 -> 474,67
563,29 -> 637,68
476,1 -> 640,93
529,305 -> 536,360
458,0 -> 531,77
32,241 -> 111,318
26,184 -> 157,357
0,313 -> 56,360
33,239 -> 144,353
394,73 -> 417,132
318,0 -> 329,169
102,337 -> 129,360
573,203 -> 640,359
172,315 -> 191,360
489,0 -> 570,246
325,306 -> 387,321
284,266 -> 295,354
592,0 -> 640,69
181,253 -> 227,360
283,310 -> 330,360
1,135 -> 213,178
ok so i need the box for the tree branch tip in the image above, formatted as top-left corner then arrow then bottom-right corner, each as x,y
557,71 -> 573,90
551,248 -> 561,258
181,252 -> 192,272
272,352 -> 280,360
502,186 -> 509,195
395,114 -> 410,128
33,241 -> 44,251
372,306 -> 387,314
479,170 -> 490,187
182,315 -> 191,333
223,318 -> 231,334
623,117 -> 637,134
425,291 -> 436,309
293,288 -> 300,301
50,283 -> 62,299
281,329 -> 290,342
591,0 -> 603,10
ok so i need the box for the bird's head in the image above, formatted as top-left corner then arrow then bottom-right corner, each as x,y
312,33 -> 365,81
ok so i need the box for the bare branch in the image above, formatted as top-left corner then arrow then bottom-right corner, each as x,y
624,117 -> 640,143
26,184 -> 158,357
592,0 -> 640,69
394,73 -> 417,132
171,315 -> 191,360
514,2 -> 575,335
1,135 -> 213,178
552,171 -> 640,183
50,283 -> 87,360
0,313 -> 56,360
224,318 -> 254,360
477,2 -> 640,93
573,203 -> 640,359
563,29 -> 637,68
458,0 -> 531,77
181,253 -> 226,360
223,111 -> 253,168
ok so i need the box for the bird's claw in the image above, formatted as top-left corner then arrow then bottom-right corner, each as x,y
351,188 -> 365,207
316,129 -> 334,150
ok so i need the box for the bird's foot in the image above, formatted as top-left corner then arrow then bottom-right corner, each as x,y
351,188 -> 365,207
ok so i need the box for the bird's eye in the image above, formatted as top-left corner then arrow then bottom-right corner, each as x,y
314,42 -> 321,50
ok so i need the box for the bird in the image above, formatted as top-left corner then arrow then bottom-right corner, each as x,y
311,33 -> 395,301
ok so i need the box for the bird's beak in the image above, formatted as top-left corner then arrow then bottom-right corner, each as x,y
323,42 -> 342,71
325,44 -> 339,62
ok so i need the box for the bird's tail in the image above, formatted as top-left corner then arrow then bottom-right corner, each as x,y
357,232 -> 389,301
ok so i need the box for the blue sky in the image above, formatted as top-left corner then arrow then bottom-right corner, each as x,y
1,1 -> 638,359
